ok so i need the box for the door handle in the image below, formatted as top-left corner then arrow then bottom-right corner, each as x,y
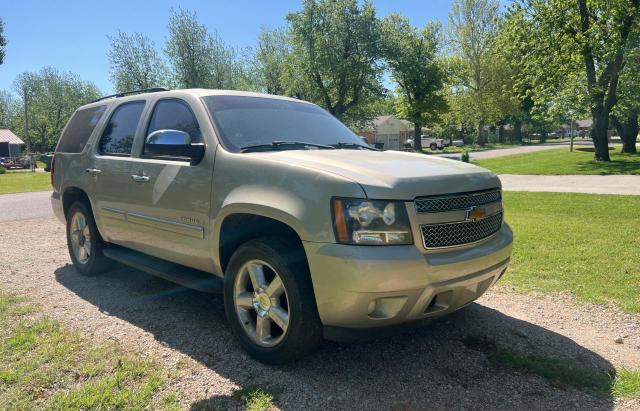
131,174 -> 150,182
85,168 -> 101,175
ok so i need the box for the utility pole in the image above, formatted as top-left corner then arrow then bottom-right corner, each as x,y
22,85 -> 30,153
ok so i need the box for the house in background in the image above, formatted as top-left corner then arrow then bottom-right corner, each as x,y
358,115 -> 415,150
0,129 -> 25,157
575,119 -> 593,136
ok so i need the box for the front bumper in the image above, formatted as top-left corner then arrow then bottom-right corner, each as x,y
303,223 -> 512,333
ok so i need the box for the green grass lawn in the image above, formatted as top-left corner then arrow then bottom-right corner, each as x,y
504,192 -> 640,313
475,146 -> 640,175
0,172 -> 51,195
0,293 -> 180,409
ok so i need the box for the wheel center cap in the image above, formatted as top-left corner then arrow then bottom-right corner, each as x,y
253,292 -> 271,316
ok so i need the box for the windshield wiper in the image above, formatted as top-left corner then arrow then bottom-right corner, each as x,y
240,141 -> 336,153
332,142 -> 379,150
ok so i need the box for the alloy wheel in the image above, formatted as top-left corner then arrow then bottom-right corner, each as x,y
70,211 -> 91,264
233,259 -> 290,347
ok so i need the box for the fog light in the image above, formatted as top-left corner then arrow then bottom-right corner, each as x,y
366,296 -> 408,319
367,300 -> 376,315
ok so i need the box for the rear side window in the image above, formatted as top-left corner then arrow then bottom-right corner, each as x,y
98,101 -> 145,156
56,105 -> 107,153
146,99 -> 201,143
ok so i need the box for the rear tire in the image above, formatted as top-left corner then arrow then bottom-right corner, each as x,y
224,237 -> 323,364
66,201 -> 114,276
430,143 -> 438,151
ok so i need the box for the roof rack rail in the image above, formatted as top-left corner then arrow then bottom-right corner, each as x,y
90,87 -> 170,103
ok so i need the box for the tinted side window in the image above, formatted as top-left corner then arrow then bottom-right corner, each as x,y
146,99 -> 201,144
98,101 -> 145,155
57,105 -> 107,153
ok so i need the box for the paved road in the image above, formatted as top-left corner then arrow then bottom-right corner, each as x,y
499,174 -> 640,195
438,141 -> 592,161
0,191 -> 53,222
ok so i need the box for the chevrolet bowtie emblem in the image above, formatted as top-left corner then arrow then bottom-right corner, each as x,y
465,206 -> 487,222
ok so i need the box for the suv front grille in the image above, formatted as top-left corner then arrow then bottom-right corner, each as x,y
420,211 -> 503,248
414,189 -> 501,213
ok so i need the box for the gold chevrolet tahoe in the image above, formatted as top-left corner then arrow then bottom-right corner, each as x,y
51,88 -> 513,364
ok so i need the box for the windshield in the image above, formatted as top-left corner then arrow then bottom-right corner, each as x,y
202,95 -> 367,152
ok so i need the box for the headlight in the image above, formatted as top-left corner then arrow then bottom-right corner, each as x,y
332,198 -> 413,245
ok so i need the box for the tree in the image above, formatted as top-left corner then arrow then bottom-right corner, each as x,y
0,90 -> 17,128
165,8 -> 239,89
448,0 -> 500,145
382,15 -> 447,150
107,31 -> 169,92
250,27 -> 291,95
0,18 -> 7,65
610,31 -> 640,154
501,0 -> 640,161
13,67 -> 100,152
287,0 -> 383,122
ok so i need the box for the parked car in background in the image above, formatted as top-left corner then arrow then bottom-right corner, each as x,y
0,155 -> 32,169
51,88 -> 512,364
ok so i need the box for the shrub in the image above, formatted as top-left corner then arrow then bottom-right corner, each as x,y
0,165 -> 6,174
461,150 -> 470,163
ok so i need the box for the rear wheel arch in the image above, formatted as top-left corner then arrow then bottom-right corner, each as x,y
62,186 -> 92,219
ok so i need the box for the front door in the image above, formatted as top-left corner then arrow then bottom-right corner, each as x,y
120,98 -> 214,272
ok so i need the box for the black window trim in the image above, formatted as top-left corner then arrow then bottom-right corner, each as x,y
140,97 -> 203,163
97,100 -> 146,157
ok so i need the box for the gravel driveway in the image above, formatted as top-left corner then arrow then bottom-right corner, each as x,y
2,218 -> 639,410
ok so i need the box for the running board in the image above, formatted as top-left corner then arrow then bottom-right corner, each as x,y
103,245 -> 223,293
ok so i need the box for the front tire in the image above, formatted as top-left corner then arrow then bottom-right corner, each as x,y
430,143 -> 438,151
66,201 -> 114,275
224,237 -> 322,364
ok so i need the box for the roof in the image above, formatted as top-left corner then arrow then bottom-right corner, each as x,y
0,129 -> 24,145
575,119 -> 593,128
372,115 -> 412,127
78,88 -> 312,111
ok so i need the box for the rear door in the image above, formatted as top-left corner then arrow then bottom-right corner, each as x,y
121,97 -> 215,272
89,100 -> 147,245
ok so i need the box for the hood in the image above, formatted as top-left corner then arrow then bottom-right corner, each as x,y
250,149 -> 501,199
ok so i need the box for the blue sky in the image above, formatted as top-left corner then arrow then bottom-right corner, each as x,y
0,0 -> 457,94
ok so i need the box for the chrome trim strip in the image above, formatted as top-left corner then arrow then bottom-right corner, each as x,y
126,212 -> 204,239
101,207 -> 126,221
415,188 -> 501,202
410,200 -> 503,225
414,188 -> 502,214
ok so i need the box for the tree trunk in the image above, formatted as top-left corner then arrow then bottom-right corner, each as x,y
477,119 -> 485,145
591,108 -> 611,161
498,125 -> 504,144
413,122 -> 422,151
540,129 -> 547,144
611,113 -> 639,154
513,118 -> 522,143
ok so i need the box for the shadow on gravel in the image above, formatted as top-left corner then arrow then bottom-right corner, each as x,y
55,264 -> 615,411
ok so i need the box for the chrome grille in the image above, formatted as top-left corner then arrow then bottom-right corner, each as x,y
420,212 -> 503,248
415,189 -> 501,213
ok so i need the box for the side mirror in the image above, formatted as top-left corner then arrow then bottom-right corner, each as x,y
145,129 -> 205,165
